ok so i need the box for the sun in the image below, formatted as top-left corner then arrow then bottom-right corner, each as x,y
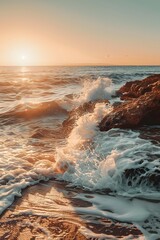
9,46 -> 38,66
19,54 -> 29,66
21,55 -> 26,61
21,55 -> 28,64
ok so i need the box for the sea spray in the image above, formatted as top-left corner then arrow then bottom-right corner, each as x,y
0,75 -> 115,214
54,77 -> 115,173
47,77 -> 114,112
55,126 -> 160,197
55,76 -> 160,197
76,77 -> 114,104
54,103 -> 113,175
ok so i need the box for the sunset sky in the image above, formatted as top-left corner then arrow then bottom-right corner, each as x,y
0,0 -> 160,66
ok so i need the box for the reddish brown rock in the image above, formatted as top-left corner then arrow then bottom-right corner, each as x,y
117,74 -> 160,100
100,75 -> 160,131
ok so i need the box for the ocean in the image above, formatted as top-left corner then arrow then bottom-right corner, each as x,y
0,66 -> 160,239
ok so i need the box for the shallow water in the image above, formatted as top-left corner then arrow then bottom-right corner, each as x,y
0,66 -> 160,239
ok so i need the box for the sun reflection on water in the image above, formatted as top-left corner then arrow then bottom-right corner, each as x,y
20,66 -> 29,73
20,66 -> 30,81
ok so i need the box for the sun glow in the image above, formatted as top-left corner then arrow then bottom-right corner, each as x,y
20,54 -> 28,65
21,55 -> 26,61
7,46 -> 39,66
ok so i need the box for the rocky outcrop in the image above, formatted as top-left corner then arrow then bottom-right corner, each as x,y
99,75 -> 160,131
117,74 -> 160,100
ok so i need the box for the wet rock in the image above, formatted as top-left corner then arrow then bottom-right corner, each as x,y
123,167 -> 160,189
63,99 -> 109,134
100,75 -> 160,131
139,127 -> 160,145
117,74 -> 160,100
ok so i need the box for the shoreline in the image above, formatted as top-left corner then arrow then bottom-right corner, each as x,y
0,180 -> 142,240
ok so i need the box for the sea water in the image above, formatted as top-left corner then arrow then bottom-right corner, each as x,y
0,66 -> 160,239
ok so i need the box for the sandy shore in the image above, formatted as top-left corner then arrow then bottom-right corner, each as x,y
0,180 -> 142,240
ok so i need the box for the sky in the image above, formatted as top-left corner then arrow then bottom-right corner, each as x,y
0,0 -> 160,66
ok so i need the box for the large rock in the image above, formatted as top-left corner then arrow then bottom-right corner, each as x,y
117,74 -> 160,100
99,75 -> 160,131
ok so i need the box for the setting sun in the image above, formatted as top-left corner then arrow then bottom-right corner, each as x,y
8,46 -> 39,66
16,53 -> 29,66
20,54 -> 28,65
21,55 -> 26,61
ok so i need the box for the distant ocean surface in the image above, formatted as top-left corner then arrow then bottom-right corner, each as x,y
0,66 -> 160,239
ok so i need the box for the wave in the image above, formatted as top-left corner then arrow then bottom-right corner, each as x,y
53,92 -> 160,198
52,76 -> 160,197
54,102 -> 113,172
0,76 -> 114,121
75,77 -> 114,105
0,158 -> 55,215
0,100 -> 68,121
55,124 -> 160,198
0,77 -> 115,214
0,73 -> 159,219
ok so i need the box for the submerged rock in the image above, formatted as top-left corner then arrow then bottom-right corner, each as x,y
63,99 -> 109,134
100,74 -> 160,131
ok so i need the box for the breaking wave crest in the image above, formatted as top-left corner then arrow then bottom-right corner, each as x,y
55,102 -> 113,172
76,77 -> 114,105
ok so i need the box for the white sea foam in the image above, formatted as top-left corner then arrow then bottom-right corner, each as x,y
1,67 -> 160,239
54,102 -> 113,174
75,193 -> 160,240
0,76 -> 115,215
57,77 -> 114,111
0,158 -> 55,215
13,180 -> 159,240
54,81 -> 158,197
55,122 -> 160,198
76,77 -> 114,104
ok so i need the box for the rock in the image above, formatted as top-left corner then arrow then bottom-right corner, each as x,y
117,74 -> 160,100
63,99 -> 109,134
99,75 -> 160,131
123,167 -> 160,189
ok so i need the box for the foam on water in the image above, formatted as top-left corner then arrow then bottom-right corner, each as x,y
54,102 -> 113,172
55,125 -> 160,197
54,74 -> 160,197
0,76 -> 115,215
53,77 -> 160,197
54,77 -> 115,171
53,90 -> 160,238
59,77 -> 114,112
0,158 -> 55,214
1,67 -> 160,239
75,77 -> 114,105
12,181 -> 160,239
74,193 -> 160,240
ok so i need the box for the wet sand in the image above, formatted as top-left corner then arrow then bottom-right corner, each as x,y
0,180 -> 142,240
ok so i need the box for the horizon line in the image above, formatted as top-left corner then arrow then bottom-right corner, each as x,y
1,64 -> 160,67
